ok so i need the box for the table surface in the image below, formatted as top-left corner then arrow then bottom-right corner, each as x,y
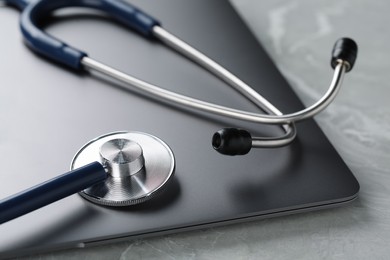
13,0 -> 388,259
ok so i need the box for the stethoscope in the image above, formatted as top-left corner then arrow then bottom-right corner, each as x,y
0,0 -> 358,224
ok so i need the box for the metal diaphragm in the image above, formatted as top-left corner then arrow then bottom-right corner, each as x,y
71,131 -> 175,206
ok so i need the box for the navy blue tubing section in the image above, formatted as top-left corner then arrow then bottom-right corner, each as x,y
4,0 -> 160,70
0,162 -> 107,224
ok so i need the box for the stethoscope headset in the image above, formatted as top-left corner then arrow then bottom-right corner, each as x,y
0,0 -> 358,224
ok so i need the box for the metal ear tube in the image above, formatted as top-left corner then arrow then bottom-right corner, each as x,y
213,38 -> 358,155
2,1 -> 358,156
4,0 -> 358,156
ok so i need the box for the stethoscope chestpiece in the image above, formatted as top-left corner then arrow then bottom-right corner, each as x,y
71,131 -> 175,206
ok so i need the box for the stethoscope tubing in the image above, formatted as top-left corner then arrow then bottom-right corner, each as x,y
0,0 -> 357,225
83,28 -> 348,125
0,162 -> 106,225
81,54 -> 297,148
4,0 -> 350,149
152,26 -> 348,124
81,27 -> 347,146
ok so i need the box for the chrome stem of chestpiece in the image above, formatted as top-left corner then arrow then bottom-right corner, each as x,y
72,132 -> 175,207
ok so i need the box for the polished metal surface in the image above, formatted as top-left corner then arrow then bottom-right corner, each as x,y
81,54 -> 346,124
152,26 -> 348,123
80,57 -> 295,148
99,139 -> 145,178
71,132 -> 175,206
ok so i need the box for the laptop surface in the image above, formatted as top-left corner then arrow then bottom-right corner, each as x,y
0,0 -> 359,257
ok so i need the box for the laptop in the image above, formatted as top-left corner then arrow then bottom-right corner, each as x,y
0,0 -> 359,258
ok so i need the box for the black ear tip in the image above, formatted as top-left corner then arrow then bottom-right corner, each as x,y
212,131 -> 223,150
331,37 -> 358,72
212,128 -> 252,156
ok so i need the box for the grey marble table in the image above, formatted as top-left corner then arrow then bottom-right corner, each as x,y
17,0 -> 389,259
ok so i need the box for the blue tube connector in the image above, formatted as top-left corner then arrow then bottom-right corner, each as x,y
5,0 -> 160,70
3,0 -> 29,11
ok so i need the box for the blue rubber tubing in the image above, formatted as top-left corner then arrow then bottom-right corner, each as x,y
5,0 -> 160,70
0,162 -> 107,224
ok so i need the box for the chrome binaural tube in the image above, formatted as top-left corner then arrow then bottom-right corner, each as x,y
81,26 -> 350,149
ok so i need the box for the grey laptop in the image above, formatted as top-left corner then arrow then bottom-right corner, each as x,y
0,0 -> 359,258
